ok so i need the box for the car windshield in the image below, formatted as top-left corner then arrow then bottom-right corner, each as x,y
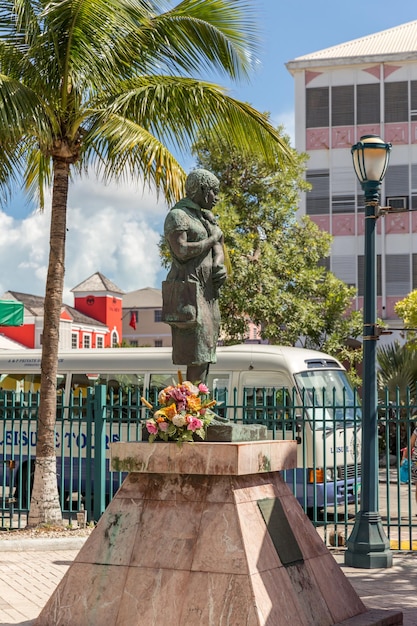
294,369 -> 361,430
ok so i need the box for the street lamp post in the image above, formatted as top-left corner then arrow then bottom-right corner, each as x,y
345,135 -> 393,569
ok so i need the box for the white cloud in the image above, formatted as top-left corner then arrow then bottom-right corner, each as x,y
271,109 -> 295,147
0,175 -> 170,303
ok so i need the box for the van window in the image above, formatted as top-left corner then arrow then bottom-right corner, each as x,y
207,374 -> 230,418
0,373 -> 43,394
243,386 -> 293,429
70,373 -> 144,397
148,373 -> 177,405
294,369 -> 361,427
239,372 -> 294,430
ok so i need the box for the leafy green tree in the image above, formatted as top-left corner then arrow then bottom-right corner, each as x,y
192,127 -> 363,369
395,290 -> 417,348
0,0 -> 291,526
376,341 -> 417,456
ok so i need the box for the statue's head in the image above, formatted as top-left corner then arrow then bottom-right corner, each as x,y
185,169 -> 220,210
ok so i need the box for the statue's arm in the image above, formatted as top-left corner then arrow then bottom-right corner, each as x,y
212,238 -> 225,267
167,228 -> 221,262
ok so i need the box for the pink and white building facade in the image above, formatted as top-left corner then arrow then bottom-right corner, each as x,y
287,20 -> 417,332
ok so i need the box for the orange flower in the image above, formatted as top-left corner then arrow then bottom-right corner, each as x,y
186,395 -> 202,412
155,403 -> 177,421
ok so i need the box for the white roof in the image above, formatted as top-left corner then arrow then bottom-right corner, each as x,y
71,272 -> 124,295
0,334 -> 27,350
287,20 -> 417,69
123,287 -> 162,309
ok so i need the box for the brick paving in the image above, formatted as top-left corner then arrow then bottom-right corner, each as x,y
0,542 -> 415,625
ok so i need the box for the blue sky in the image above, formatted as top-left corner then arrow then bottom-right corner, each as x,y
229,1 -> 417,131
2,2 -> 417,301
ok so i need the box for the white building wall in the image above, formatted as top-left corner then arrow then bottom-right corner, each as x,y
289,44 -> 417,324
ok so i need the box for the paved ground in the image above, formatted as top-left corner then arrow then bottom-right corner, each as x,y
0,538 -> 415,626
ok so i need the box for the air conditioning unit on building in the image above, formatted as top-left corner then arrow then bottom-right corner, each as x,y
386,196 -> 408,210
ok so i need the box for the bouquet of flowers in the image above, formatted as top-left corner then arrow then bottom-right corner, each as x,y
141,376 -> 216,444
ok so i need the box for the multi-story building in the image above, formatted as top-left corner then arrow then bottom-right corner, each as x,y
122,287 -> 171,348
287,20 -> 417,335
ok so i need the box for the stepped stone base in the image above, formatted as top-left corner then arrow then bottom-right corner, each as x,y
35,442 -> 402,626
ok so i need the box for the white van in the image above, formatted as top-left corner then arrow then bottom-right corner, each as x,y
0,344 -> 361,511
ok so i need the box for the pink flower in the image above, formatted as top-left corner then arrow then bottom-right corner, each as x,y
158,421 -> 169,432
168,386 -> 187,410
146,420 -> 158,435
186,416 -> 203,432
198,383 -> 209,394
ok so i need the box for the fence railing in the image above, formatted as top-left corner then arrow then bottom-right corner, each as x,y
0,386 -> 415,550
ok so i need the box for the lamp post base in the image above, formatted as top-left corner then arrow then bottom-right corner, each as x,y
345,511 -> 393,569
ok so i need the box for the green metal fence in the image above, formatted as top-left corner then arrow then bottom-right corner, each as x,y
0,385 -> 415,550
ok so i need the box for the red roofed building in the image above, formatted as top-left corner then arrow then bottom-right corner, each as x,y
0,272 -> 124,349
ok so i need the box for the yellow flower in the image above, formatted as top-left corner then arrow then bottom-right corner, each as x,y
155,403 -> 177,421
186,395 -> 202,412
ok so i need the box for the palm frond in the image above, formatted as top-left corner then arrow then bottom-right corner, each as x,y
23,139 -> 52,210
377,341 -> 417,394
0,142 -> 23,203
141,0 -> 260,79
0,74 -> 55,140
0,0 -> 41,43
104,76 -> 292,166
84,114 -> 186,204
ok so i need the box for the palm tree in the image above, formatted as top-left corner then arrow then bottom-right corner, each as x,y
0,0 -> 291,526
377,341 -> 417,401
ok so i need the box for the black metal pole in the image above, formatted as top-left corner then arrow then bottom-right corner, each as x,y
344,180 -> 392,568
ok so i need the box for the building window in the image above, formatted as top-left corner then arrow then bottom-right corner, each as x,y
111,331 -> 118,347
332,256 -> 356,286
412,254 -> 417,289
154,309 -> 162,323
411,81 -> 417,120
386,254 -> 410,297
154,339 -> 163,347
332,195 -> 356,213
358,255 -> 382,297
130,340 -> 138,347
318,257 -> 330,271
83,335 -> 91,349
71,333 -> 78,349
306,87 -> 329,128
385,81 -> 408,123
385,164 -> 409,198
331,85 -> 354,126
96,336 -> 104,349
331,166 -> 356,214
306,169 -> 330,215
357,83 -> 380,125
412,164 -> 417,191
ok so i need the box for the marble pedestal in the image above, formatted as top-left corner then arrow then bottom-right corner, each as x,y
35,442 -> 402,626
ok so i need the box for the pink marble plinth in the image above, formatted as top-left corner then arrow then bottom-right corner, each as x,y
110,440 -> 297,475
35,442 -> 401,626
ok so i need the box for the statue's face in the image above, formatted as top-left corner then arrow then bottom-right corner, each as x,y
200,184 -> 219,210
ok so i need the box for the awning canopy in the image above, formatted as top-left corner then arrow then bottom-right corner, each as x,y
0,300 -> 24,326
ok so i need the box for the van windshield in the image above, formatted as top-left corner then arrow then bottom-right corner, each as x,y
294,369 -> 361,429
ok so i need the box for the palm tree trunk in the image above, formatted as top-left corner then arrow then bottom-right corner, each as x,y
28,158 -> 69,527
